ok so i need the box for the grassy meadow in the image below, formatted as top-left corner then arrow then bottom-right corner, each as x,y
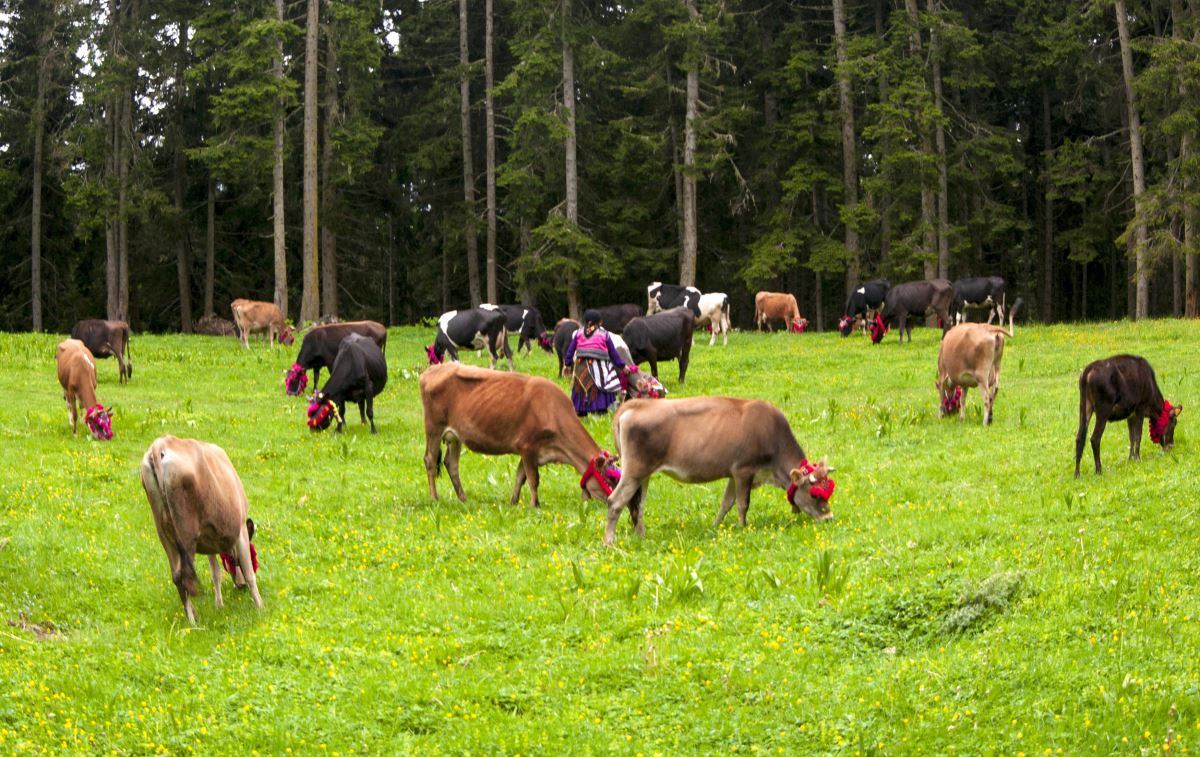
0,319 -> 1197,753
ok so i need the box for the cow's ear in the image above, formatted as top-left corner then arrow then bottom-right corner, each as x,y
1173,404 -> 1183,417
789,468 -> 804,485
246,518 -> 256,541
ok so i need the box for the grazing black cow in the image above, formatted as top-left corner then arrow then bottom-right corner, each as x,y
951,276 -> 1007,324
484,304 -> 551,354
307,334 -> 388,434
621,307 -> 694,384
838,279 -> 890,336
553,318 -> 582,377
647,282 -> 703,317
285,321 -> 388,396
593,304 -> 643,334
70,319 -> 133,383
877,279 -> 953,344
1074,354 -> 1182,477
427,308 -> 513,370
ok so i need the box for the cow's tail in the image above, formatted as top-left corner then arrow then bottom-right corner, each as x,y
720,295 -> 731,331
143,441 -> 199,597
996,297 -> 1023,338
124,323 -> 133,379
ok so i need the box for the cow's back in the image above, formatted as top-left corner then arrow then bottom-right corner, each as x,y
144,436 -> 247,553
421,364 -> 575,450
939,325 -> 1001,381
56,339 -> 96,390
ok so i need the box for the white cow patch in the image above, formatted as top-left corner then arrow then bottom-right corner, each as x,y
857,286 -> 866,295
438,310 -> 458,333
480,303 -> 498,311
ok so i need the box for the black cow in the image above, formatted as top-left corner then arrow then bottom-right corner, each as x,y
647,282 -> 703,317
485,304 -> 551,354
286,321 -> 388,396
593,304 -> 643,334
70,319 -> 133,383
427,308 -> 513,370
838,279 -> 890,336
951,276 -> 1007,324
621,307 -> 694,384
1074,354 -> 1182,477
877,279 -> 953,345
307,334 -> 388,434
553,318 -> 582,377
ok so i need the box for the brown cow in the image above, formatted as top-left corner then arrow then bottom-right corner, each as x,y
55,339 -> 113,440
420,363 -> 620,509
935,301 -> 1020,425
70,319 -> 132,383
754,292 -> 807,332
1074,355 -> 1182,477
604,397 -> 835,544
140,435 -> 263,625
231,299 -> 294,348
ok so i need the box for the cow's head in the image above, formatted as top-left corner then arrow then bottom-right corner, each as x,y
219,518 -> 259,586
837,315 -> 855,337
280,325 -> 296,346
306,393 -> 338,433
790,318 -> 809,334
426,344 -> 443,365
869,313 -> 887,344
537,332 -> 553,352
85,404 -> 113,441
285,363 -> 308,396
1149,401 -> 1182,449
580,450 -> 622,502
938,384 -> 963,417
788,457 -> 835,521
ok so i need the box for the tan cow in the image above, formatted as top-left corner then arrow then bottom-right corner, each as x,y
230,298 -> 294,348
55,339 -> 113,440
754,292 -> 806,332
935,301 -> 1020,426
420,363 -> 619,508
140,435 -> 263,625
604,397 -> 835,544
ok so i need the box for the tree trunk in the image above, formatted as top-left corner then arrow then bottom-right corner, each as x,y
460,0 -> 482,306
1115,0 -> 1149,319
562,0 -> 581,320
387,216 -> 395,325
833,0 -> 859,296
273,0 -> 288,320
928,0 -> 949,280
205,176 -> 215,316
679,0 -> 700,288
1175,0 -> 1198,316
1042,87 -> 1054,322
174,18 -> 192,333
118,86 -> 131,323
484,0 -> 498,304
31,40 -> 48,331
905,0 -> 937,279
321,18 -> 339,319
300,0 -> 321,324
105,0 -> 119,322
875,0 -> 891,267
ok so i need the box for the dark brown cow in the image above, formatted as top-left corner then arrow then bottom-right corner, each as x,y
754,292 -> 806,332
286,320 -> 387,395
231,299 -> 294,348
55,339 -> 113,440
70,319 -> 133,383
878,279 -> 953,344
140,435 -> 263,625
420,363 -> 620,509
1074,355 -> 1182,477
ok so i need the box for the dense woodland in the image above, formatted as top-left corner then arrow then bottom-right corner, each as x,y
2,0 -> 1199,333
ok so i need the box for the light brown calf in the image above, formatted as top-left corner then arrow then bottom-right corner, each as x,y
754,292 -> 805,332
935,306 -> 1018,425
140,435 -> 263,625
231,299 -> 294,348
55,339 -> 112,440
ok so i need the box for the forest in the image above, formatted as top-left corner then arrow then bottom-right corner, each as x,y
1,0 -> 1198,332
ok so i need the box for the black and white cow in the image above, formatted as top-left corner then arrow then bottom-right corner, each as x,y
307,334 -> 388,434
621,307 -> 695,384
647,282 -> 703,317
483,304 -> 551,354
951,276 -> 1007,324
593,304 -> 643,334
427,308 -> 513,370
838,279 -> 890,336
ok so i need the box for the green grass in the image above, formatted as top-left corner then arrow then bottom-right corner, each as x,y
1,320 -> 1197,753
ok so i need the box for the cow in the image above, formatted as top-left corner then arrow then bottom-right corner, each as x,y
754,292 -> 806,332
426,307 -> 513,370
592,304 -> 643,334
877,279 -> 953,344
951,276 -> 1007,324
307,334 -> 388,434
694,292 -> 732,346
70,319 -> 133,383
1074,355 -> 1182,477
553,318 -> 582,377
602,396 -> 835,544
285,320 -> 388,396
838,279 -> 891,336
420,363 -> 621,509
55,339 -> 113,441
482,304 -> 551,354
230,299 -> 294,349
935,300 -> 1022,426
647,282 -> 703,317
621,307 -> 694,384
140,435 -> 263,625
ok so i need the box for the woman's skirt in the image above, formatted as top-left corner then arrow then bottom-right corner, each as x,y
571,357 -> 620,414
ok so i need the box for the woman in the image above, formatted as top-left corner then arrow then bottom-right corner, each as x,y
564,310 -> 632,416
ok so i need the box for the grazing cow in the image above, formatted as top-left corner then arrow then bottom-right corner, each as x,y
307,334 -> 388,434
838,279 -> 891,336
420,363 -> 621,509
936,300 -> 1022,426
55,339 -> 113,441
140,435 -> 263,625
285,320 -> 387,396
427,307 -> 513,370
70,319 -> 133,383
230,299 -> 294,348
1074,355 -> 1182,477
603,397 -> 835,544
877,279 -> 953,344
951,276 -> 1007,324
593,304 -> 643,334
194,314 -> 239,337
647,282 -> 703,317
754,292 -> 806,332
695,292 -> 732,346
483,304 -> 551,354
621,307 -> 694,383
553,318 -> 582,377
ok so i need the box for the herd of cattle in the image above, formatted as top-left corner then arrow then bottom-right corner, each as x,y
48,273 -> 1183,623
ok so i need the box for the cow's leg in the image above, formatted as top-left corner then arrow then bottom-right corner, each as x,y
981,379 -> 993,426
424,429 -> 443,499
709,321 -> 717,347
335,401 -> 347,433
1074,411 -> 1092,478
366,397 -> 377,434
115,349 -> 128,384
605,475 -> 643,545
1090,416 -> 1108,475
520,452 -> 541,508
313,367 -> 322,392
648,352 -> 659,379
897,314 -> 907,344
629,483 -> 647,537
734,472 -> 754,526
66,391 -> 77,434
444,435 -> 468,502
503,337 -> 514,371
512,463 -> 527,505
714,479 -> 737,526
209,555 -> 224,609
1128,415 -> 1143,461
234,531 -> 264,610
446,343 -> 461,363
